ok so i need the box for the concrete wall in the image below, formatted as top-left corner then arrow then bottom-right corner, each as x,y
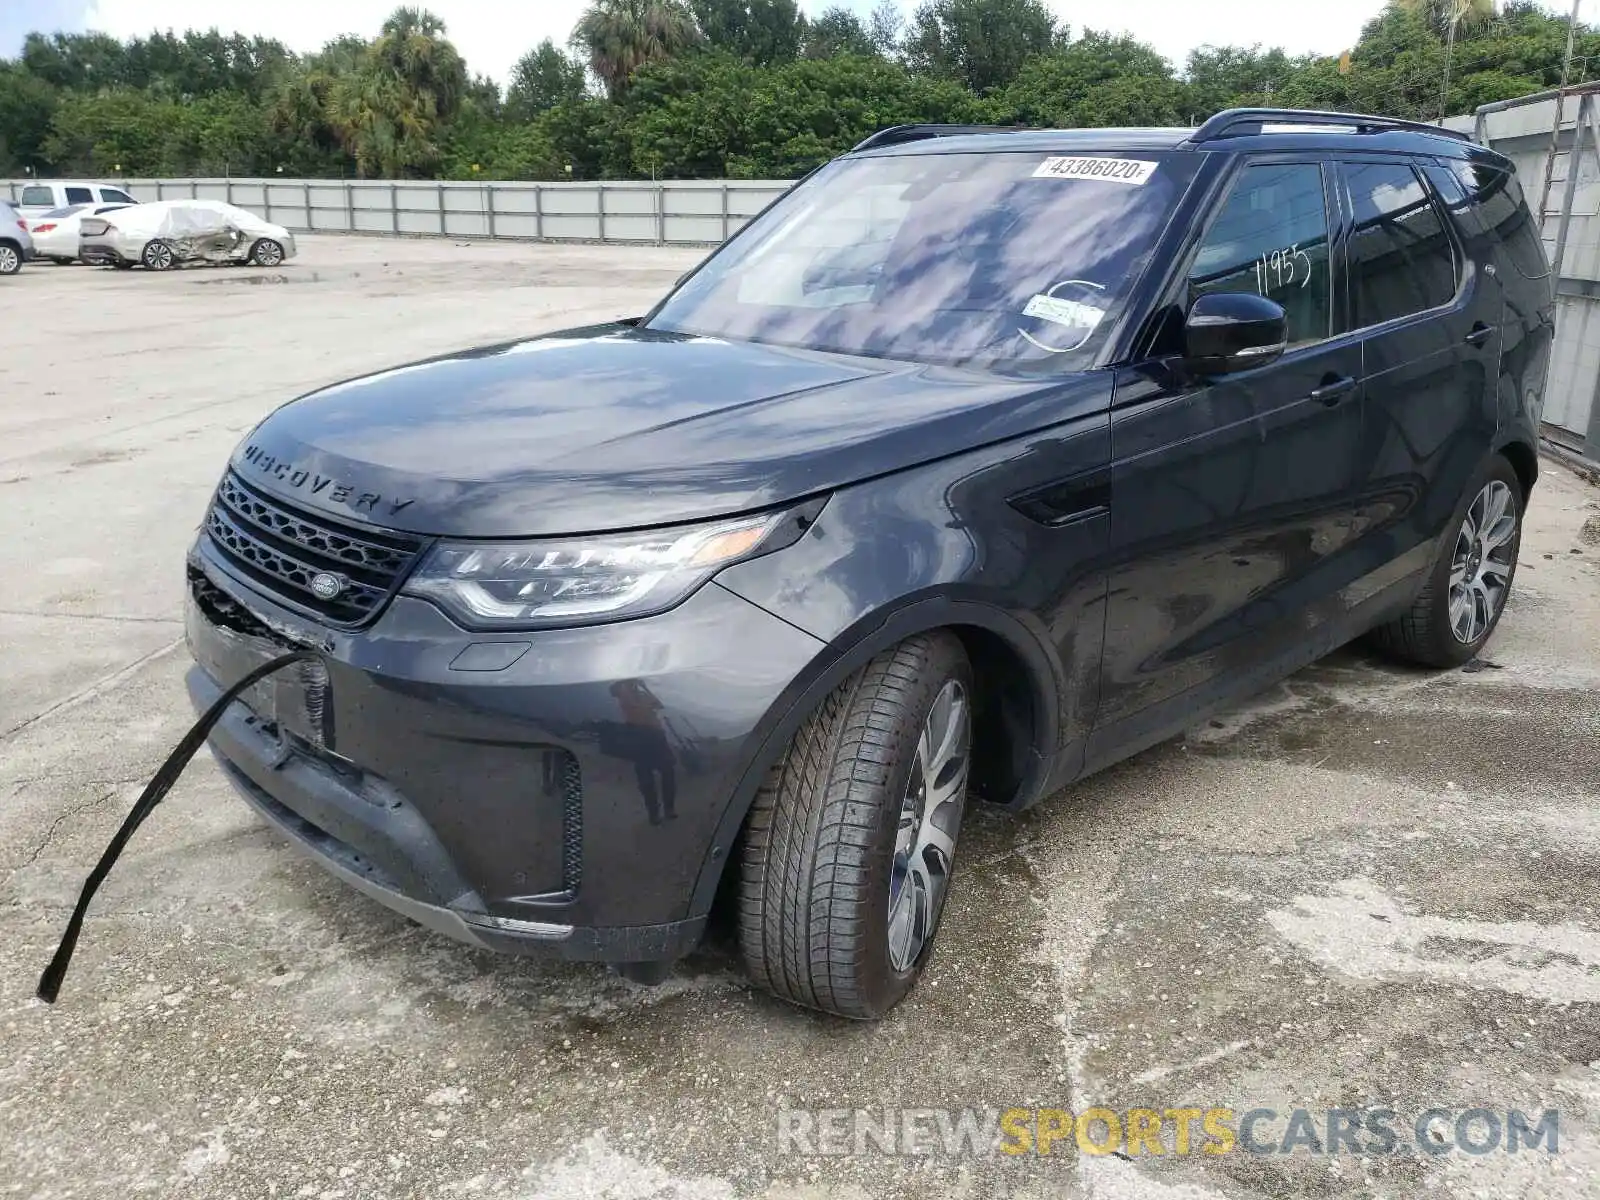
2,177 -> 793,247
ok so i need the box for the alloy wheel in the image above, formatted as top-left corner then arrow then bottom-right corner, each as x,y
1448,479 -> 1517,644
887,679 -> 969,972
254,240 -> 283,266
0,245 -> 18,274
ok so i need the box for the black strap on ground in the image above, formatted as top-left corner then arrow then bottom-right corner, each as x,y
36,649 -> 316,1004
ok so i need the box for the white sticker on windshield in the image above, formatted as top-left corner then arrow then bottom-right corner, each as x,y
1032,156 -> 1158,186
1023,292 -> 1106,330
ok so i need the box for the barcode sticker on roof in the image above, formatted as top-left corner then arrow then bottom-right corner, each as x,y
1032,157 -> 1158,186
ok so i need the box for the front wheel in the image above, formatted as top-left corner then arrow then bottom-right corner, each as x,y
142,240 -> 176,271
738,631 -> 972,1018
250,238 -> 285,266
1369,456 -> 1523,667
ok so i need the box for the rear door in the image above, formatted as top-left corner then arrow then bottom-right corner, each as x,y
1093,155 -> 1369,757
1337,156 -> 1499,589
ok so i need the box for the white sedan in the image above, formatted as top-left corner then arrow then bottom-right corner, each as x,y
79,200 -> 297,270
25,203 -> 135,264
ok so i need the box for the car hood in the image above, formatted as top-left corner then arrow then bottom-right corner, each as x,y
230,323 -> 1112,538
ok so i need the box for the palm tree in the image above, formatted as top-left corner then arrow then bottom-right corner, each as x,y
327,8 -> 467,177
370,7 -> 467,122
1398,0 -> 1498,119
573,0 -> 701,98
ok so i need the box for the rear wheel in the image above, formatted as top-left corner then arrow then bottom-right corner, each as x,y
141,240 -> 176,271
0,242 -> 21,275
1369,456 -> 1523,667
738,632 -> 972,1018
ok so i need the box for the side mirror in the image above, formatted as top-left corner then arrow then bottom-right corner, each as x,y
1183,292 -> 1288,376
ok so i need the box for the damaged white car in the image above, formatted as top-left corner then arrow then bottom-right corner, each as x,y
79,200 -> 296,271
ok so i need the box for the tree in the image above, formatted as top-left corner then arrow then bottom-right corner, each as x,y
904,0 -> 1057,94
367,7 -> 467,122
801,8 -> 876,59
327,7 -> 468,176
868,1 -> 905,57
690,0 -> 804,65
994,32 -> 1184,127
1397,0 -> 1498,35
1184,44 -> 1299,116
506,40 -> 587,120
19,32 -> 128,91
0,64 -> 58,173
573,0 -> 701,98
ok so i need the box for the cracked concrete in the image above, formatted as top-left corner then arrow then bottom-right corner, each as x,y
2,237 -> 1599,1199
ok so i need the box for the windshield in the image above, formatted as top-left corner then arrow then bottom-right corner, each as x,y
648,149 -> 1199,370
43,205 -> 88,219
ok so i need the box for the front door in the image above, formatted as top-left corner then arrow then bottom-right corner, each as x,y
1092,157 -> 1368,758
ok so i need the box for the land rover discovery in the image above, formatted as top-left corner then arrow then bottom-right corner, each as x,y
185,108 -> 1553,1018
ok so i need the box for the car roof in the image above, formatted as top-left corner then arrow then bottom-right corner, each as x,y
849,110 -> 1501,167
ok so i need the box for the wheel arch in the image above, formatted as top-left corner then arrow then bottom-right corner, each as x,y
686,593 -> 1061,921
1495,437 -> 1538,500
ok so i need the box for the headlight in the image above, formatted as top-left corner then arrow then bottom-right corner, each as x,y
401,507 -> 811,630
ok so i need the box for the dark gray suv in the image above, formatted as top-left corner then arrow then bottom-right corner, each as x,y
185,109 -> 1553,1017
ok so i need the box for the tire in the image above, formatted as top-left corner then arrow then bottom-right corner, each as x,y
0,242 -> 21,275
141,240 -> 176,271
1368,455 -> 1523,668
738,631 -> 973,1019
250,238 -> 285,267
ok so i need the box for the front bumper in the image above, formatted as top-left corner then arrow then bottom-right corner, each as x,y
185,542 -> 824,962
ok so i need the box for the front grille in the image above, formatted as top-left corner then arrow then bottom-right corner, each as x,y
204,471 -> 425,625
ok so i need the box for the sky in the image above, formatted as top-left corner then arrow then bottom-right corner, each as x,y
2,0 -> 1391,84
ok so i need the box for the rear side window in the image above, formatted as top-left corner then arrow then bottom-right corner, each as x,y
1188,162 -> 1333,347
64,186 -> 93,204
100,189 -> 135,204
1449,161 -> 1550,281
1345,162 -> 1459,327
19,186 -> 53,206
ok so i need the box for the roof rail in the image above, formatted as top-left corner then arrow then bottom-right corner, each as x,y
850,124 -> 1024,153
1190,107 -> 1473,144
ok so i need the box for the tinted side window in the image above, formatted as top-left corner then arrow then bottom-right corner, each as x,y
100,189 -> 136,204
64,186 -> 93,204
1346,162 -> 1459,327
1448,160 -> 1550,280
1188,163 -> 1332,347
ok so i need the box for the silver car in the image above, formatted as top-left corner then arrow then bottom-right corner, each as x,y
79,199 -> 296,271
0,200 -> 35,275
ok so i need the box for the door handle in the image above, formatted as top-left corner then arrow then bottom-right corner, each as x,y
1309,375 -> 1357,406
1465,322 -> 1494,348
